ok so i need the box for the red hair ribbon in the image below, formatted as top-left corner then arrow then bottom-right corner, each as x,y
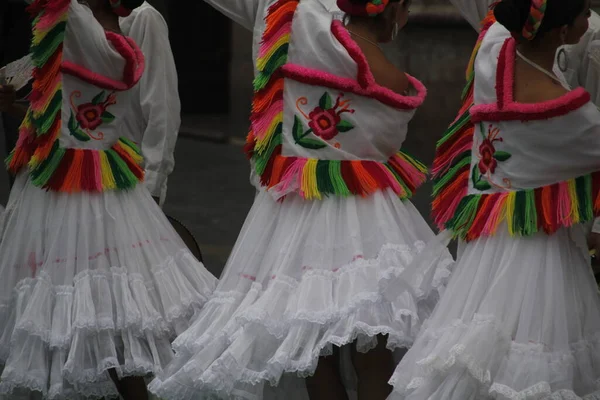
337,0 -> 391,17
521,0 -> 547,40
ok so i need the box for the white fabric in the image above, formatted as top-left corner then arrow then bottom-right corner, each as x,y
0,173 -> 217,399
148,189 -> 454,400
0,1 -> 218,398
60,0 -> 133,150
388,224 -> 600,400
386,4 -> 600,399
120,2 -> 180,205
468,23 -> 600,193
280,4 -> 416,161
449,0 -> 497,30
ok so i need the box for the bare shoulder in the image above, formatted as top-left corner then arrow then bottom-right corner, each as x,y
365,50 -> 410,94
514,62 -> 569,103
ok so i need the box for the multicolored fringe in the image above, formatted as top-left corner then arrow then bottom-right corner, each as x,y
439,174 -> 600,240
431,5 -> 492,237
7,0 -> 145,192
246,0 -> 426,201
246,0 -> 299,184
29,137 -> 144,192
432,5 -> 600,240
268,151 -> 426,200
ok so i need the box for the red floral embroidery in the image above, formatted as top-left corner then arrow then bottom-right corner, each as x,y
293,92 -> 355,149
76,92 -> 116,130
68,91 -> 117,142
308,108 -> 342,140
472,123 -> 512,191
478,138 -> 498,174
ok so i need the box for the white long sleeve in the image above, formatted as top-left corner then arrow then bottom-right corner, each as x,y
449,0 -> 497,30
202,0 -> 264,31
120,3 -> 180,205
562,12 -> 600,104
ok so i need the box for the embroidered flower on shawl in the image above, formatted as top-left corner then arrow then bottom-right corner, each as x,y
472,123 -> 512,191
308,108 -> 342,140
478,138 -> 498,174
293,92 -> 355,149
68,90 -> 117,142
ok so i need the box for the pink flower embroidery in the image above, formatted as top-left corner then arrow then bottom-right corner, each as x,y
478,138 -> 497,174
294,92 -> 355,149
75,92 -> 116,130
308,108 -> 341,140
69,91 -> 117,141
472,124 -> 512,191
76,103 -> 104,130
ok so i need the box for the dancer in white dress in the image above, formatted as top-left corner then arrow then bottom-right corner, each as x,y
387,0 -> 600,398
0,0 -> 217,398
149,0 -> 453,399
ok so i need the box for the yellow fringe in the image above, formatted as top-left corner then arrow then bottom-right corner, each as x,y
254,112 -> 283,154
256,33 -> 291,71
301,159 -> 320,200
99,151 -> 116,190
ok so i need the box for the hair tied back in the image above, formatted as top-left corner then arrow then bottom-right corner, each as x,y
337,0 -> 391,17
522,0 -> 548,40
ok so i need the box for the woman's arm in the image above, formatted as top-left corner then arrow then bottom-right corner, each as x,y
202,0 -> 265,31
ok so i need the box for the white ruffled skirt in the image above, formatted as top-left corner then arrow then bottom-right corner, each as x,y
0,173 -> 217,399
387,223 -> 600,400
148,187 -> 454,400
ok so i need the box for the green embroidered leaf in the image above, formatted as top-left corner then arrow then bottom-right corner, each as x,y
474,179 -> 492,191
67,113 -> 90,142
292,115 -> 305,143
92,91 -> 106,105
471,164 -> 478,184
494,151 -> 511,161
319,92 -> 332,110
471,164 -> 491,191
298,138 -> 327,150
101,111 -> 116,124
337,120 -> 354,133
479,122 -> 487,139
293,116 -> 326,149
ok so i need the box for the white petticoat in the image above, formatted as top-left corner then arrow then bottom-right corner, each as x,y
0,173 -> 217,399
388,224 -> 600,400
148,187 -> 454,400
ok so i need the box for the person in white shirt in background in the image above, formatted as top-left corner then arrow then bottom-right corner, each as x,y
120,1 -> 180,207
559,10 -> 600,268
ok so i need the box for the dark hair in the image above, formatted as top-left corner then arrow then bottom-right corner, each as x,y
494,0 -> 585,38
105,0 -> 144,14
119,0 -> 144,10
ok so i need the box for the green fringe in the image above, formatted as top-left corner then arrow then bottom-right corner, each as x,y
316,160 -> 335,195
253,124 -> 282,176
29,141 -> 65,186
329,160 -> 350,197
432,155 -> 471,197
253,44 -> 290,91
31,21 -> 66,68
33,90 -> 62,136
106,149 -> 138,189
445,195 -> 481,237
